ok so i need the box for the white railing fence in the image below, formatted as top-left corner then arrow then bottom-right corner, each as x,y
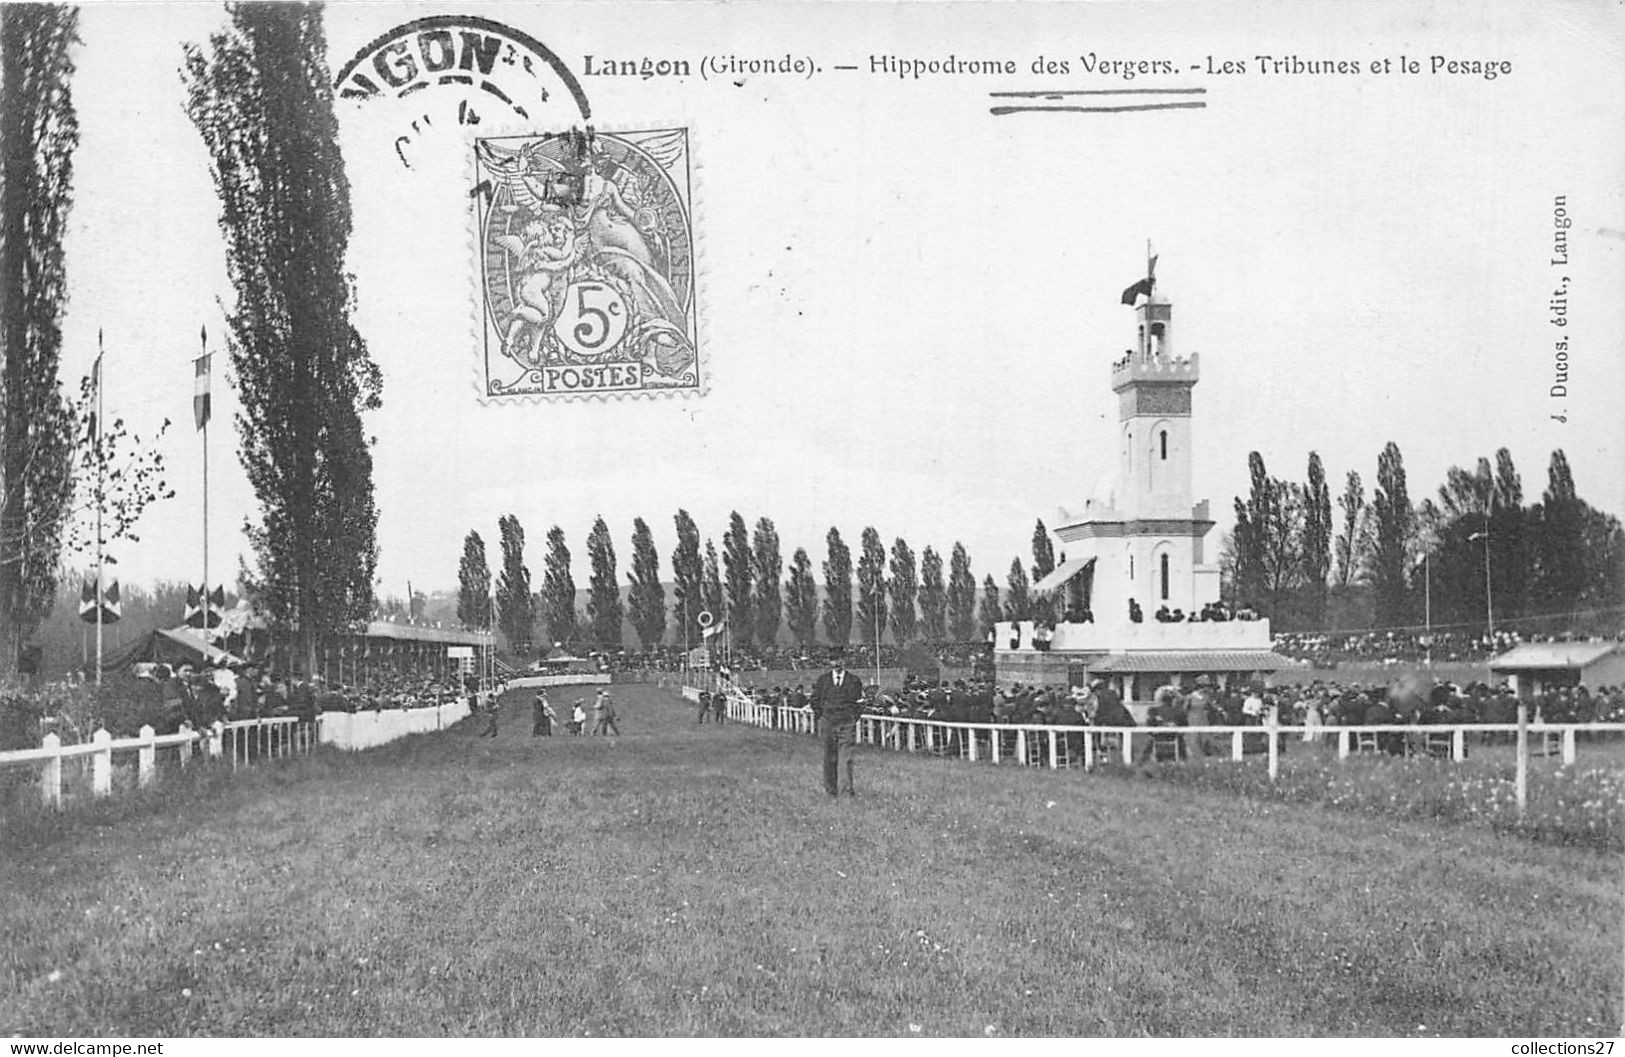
697,682 -> 1624,816
1,691 -> 497,812
1,716 -> 315,812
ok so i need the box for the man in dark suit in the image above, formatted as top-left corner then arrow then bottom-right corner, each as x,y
810,649 -> 865,797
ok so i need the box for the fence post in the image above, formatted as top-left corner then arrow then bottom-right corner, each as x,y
91,728 -> 112,797
1122,730 -> 1133,766
967,726 -> 977,762
137,725 -> 157,788
39,733 -> 62,810
1561,727 -> 1576,767
1049,730 -> 1058,770
907,723 -> 916,753
178,723 -> 194,767
991,730 -> 1001,764
1452,728 -> 1465,763
1017,730 -> 1028,766
1266,712 -> 1280,782
1515,704 -> 1528,819
1338,729 -> 1350,760
1232,730 -> 1244,762
1083,729 -> 1094,770
209,721 -> 224,760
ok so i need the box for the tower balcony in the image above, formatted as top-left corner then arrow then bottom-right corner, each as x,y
997,614 -> 1272,654
1111,350 -> 1200,391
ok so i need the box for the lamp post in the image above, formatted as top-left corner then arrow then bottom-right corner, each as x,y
1422,549 -> 1432,668
1469,515 -> 1494,639
871,585 -> 883,690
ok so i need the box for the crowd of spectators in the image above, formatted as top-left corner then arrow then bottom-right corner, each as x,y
1271,627 -> 1618,666
583,641 -> 995,676
722,670 -> 1625,765
2,662 -> 484,746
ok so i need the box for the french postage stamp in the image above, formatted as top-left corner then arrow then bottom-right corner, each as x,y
471,127 -> 700,400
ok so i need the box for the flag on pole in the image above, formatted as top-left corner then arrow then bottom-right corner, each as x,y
1120,241 -> 1160,306
79,579 -> 121,624
193,349 -> 212,431
186,584 -> 226,629
89,335 -> 104,442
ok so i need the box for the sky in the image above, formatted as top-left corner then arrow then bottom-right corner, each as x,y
55,0 -> 1625,598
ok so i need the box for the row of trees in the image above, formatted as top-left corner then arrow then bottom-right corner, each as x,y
453,511 -> 1079,653
2,5 -> 174,676
1228,443 -> 1623,633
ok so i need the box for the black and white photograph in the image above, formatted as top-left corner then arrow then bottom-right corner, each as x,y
2,0 -> 1622,1042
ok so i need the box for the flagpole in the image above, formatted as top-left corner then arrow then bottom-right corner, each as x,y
95,330 -> 104,686
200,326 -> 210,648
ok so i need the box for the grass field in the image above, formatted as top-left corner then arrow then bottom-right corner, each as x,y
2,682 -> 1621,1037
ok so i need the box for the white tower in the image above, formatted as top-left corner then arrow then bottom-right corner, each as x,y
1054,273 -> 1220,620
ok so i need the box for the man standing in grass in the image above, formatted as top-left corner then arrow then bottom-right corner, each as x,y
810,649 -> 865,797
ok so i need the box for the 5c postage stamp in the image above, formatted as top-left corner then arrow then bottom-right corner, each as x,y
472,127 -> 700,400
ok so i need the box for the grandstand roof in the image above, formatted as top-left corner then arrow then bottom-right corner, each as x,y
1489,641 -> 1622,671
362,621 -> 492,646
1089,650 -> 1292,673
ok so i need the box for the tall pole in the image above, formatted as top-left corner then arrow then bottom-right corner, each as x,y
199,326 -> 210,647
94,331 -> 104,686
872,586 -> 882,690
1423,551 -> 1432,668
1483,514 -> 1494,638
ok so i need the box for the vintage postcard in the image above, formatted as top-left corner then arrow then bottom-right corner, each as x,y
3,0 -> 1622,1042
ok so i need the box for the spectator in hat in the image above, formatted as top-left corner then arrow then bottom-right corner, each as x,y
1185,675 -> 1215,759
810,648 -> 865,797
532,690 -> 555,736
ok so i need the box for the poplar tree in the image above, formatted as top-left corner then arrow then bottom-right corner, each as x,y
700,539 -> 724,630
1,4 -> 80,672
1370,441 -> 1414,627
1301,452 -> 1332,628
751,517 -> 782,648
821,527 -> 852,647
670,508 -> 703,645
1334,470 -> 1368,589
785,546 -> 818,649
586,515 -> 622,648
1030,519 -> 1056,622
855,527 -> 888,650
626,517 -> 665,650
946,542 -> 976,642
540,525 -> 576,646
184,3 -> 382,674
888,537 -> 918,644
978,575 -> 1002,638
456,531 -> 491,629
918,546 -> 946,644
722,511 -> 753,649
1004,558 -> 1032,621
495,514 -> 532,652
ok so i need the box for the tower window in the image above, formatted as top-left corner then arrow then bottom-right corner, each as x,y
1160,430 -> 1168,461
1160,554 -> 1170,600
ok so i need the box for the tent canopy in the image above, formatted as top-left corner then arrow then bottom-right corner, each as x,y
1032,557 -> 1095,596
104,626 -> 246,671
1489,641 -> 1621,671
1087,650 -> 1291,673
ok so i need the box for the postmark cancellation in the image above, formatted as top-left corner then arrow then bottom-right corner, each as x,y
472,127 -> 700,400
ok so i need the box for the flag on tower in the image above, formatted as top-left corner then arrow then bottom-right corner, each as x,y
193,346 -> 212,431
1121,241 -> 1160,305
1120,277 -> 1154,306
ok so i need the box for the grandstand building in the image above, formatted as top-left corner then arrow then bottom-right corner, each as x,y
995,265 -> 1289,710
